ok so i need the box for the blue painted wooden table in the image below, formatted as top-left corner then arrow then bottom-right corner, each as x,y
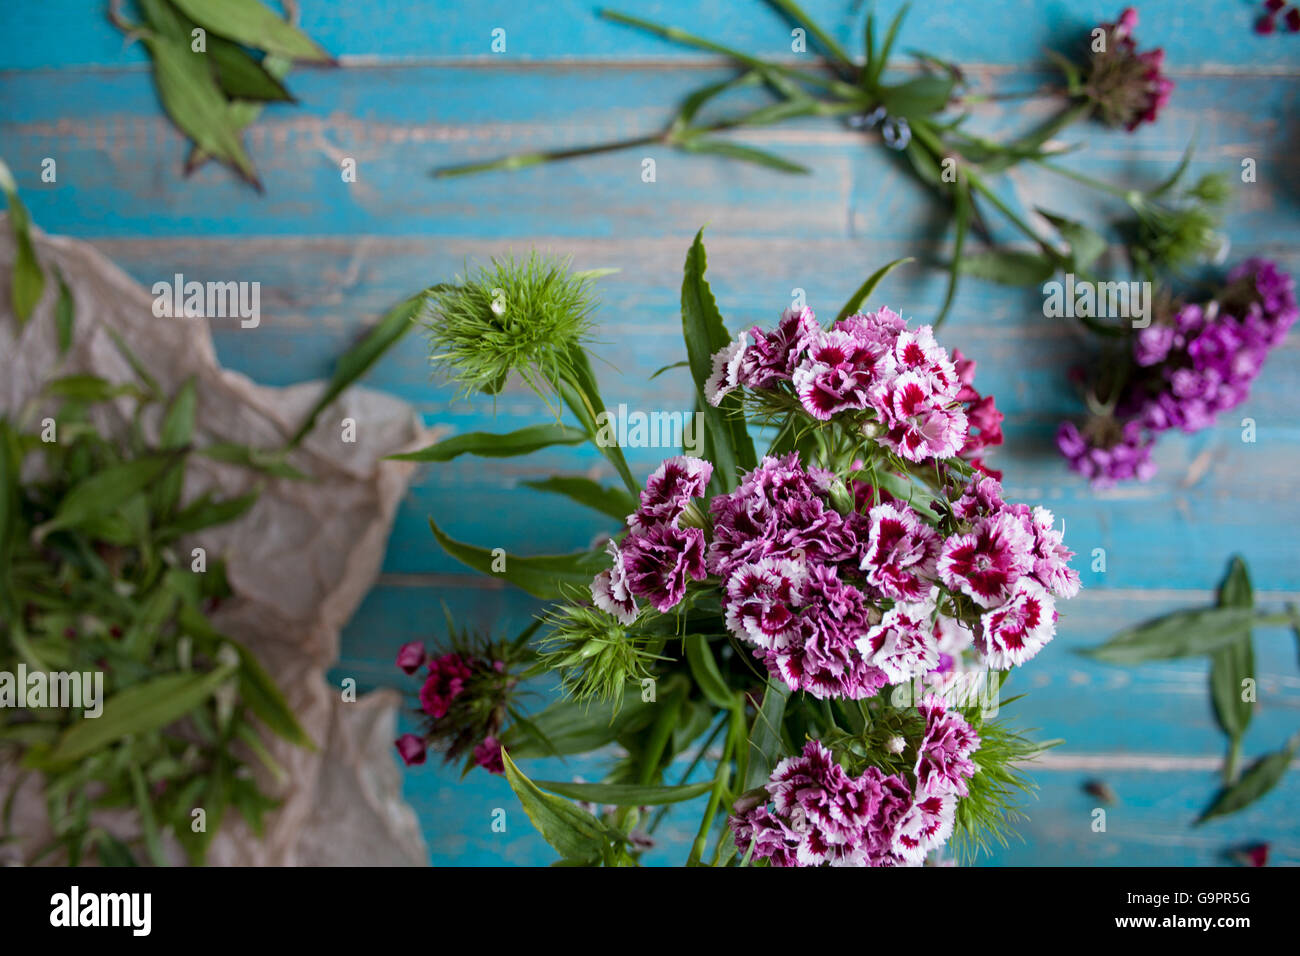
2,0 -> 1298,865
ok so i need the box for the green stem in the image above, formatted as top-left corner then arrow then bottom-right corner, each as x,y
1033,158 -> 1136,201
687,715 -> 737,866
1224,736 -> 1242,784
600,9 -> 864,100
436,133 -> 663,178
966,171 -> 1059,258
648,713 -> 728,835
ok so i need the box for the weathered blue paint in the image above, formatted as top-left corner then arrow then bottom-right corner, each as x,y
2,0 -> 1297,866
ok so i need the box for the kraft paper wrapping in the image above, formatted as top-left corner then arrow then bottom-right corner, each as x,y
0,225 -> 429,866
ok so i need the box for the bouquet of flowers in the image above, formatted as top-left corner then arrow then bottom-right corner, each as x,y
395,231 -> 1078,866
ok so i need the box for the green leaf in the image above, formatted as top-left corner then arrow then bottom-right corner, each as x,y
141,33 -> 260,187
864,3 -> 909,91
1084,607 -> 1259,664
649,360 -> 689,380
34,453 -> 182,541
522,476 -> 636,523
957,249 -> 1055,287
94,832 -> 138,867
44,375 -> 145,403
168,0 -> 333,62
1210,557 -> 1255,746
198,441 -> 308,479
128,762 -> 169,866
671,72 -> 759,133
501,749 -> 615,864
878,74 -> 954,118
934,186 -> 969,328
743,680 -> 790,790
1,173 -> 44,325
684,636 -> 739,711
1038,210 -> 1107,272
46,664 -> 236,765
428,517 -> 604,600
680,229 -> 756,491
208,35 -> 296,102
765,0 -> 855,70
156,491 -> 257,538
160,378 -> 199,448
53,267 -> 74,353
531,778 -> 714,806
174,604 -> 314,750
288,293 -> 427,448
835,256 -> 914,323
500,696 -> 654,757
557,342 -> 639,497
679,137 -> 809,174
0,422 -> 18,610
389,423 -> 588,463
1196,735 -> 1297,824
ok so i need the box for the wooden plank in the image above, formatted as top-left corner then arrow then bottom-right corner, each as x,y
3,1 -> 1298,72
1,69 -> 1296,243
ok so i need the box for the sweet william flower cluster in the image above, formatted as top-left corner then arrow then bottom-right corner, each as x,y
589,305 -> 1078,866
403,237 -> 1074,867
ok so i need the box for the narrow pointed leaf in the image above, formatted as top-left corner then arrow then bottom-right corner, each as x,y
288,292 -> 428,447
428,517 -> 604,599
531,778 -> 714,806
46,664 -> 237,765
169,0 -> 333,63
836,256 -> 914,323
1196,735 -> 1297,824
522,476 -> 636,523
501,749 -> 613,864
1084,607 -> 1259,664
390,423 -> 588,463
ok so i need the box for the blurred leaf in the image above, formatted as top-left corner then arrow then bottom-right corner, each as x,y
141,33 -> 259,187
680,137 -> 809,174
1210,557 -> 1255,746
176,606 -> 315,750
198,441 -> 307,479
53,267 -> 74,353
208,35 -> 295,102
1197,735 -> 1297,824
156,490 -> 257,538
46,664 -> 236,765
34,453 -> 181,541
288,292 -> 428,448
1038,210 -> 1106,272
390,423 -> 588,462
878,74 -> 953,118
169,0 -> 334,62
1084,607 -> 1259,664
957,249 -> 1055,287
0,166 -> 44,325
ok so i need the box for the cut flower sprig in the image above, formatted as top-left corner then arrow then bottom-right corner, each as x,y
396,228 -> 1076,867
435,3 -> 1189,328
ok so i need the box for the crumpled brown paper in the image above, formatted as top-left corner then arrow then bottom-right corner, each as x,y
0,225 -> 429,866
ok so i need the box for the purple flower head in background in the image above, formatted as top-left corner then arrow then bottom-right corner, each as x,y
418,652 -> 474,719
